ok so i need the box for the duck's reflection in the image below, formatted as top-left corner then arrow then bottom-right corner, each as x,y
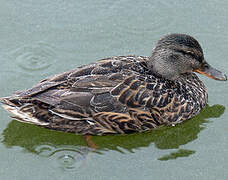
1,104 -> 225,167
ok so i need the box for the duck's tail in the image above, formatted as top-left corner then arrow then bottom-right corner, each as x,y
0,97 -> 49,126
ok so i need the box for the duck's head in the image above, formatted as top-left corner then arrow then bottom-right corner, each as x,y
148,33 -> 227,81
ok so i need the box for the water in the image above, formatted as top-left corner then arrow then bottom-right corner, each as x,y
0,0 -> 228,179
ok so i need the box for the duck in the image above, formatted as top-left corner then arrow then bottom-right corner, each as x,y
1,34 -> 227,135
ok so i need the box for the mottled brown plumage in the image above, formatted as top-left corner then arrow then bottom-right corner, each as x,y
1,34 -> 227,135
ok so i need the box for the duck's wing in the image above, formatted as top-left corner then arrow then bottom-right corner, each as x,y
2,58 -> 130,119
37,73 -> 127,117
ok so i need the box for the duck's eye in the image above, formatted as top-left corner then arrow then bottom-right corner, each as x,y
186,51 -> 194,55
202,63 -> 209,69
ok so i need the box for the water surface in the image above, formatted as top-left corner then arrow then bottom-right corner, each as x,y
0,0 -> 228,180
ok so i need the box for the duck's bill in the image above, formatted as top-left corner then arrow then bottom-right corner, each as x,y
194,63 -> 227,81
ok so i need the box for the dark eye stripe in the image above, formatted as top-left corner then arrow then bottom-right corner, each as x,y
176,49 -> 203,63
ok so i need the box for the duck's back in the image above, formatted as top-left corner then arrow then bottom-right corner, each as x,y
1,55 -> 208,135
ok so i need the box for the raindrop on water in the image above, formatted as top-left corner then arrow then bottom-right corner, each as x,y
57,154 -> 76,170
10,42 -> 57,72
51,147 -> 88,171
35,144 -> 90,171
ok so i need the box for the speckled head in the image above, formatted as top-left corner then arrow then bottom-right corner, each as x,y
148,33 -> 227,81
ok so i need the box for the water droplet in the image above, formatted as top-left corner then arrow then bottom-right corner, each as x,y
11,42 -> 57,72
51,147 -> 88,171
35,144 -> 90,171
57,154 -> 76,170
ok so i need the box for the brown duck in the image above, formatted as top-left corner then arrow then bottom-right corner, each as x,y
1,34 -> 227,135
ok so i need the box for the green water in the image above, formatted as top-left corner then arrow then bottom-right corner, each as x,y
0,0 -> 228,179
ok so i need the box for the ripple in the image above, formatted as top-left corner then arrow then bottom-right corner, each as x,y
10,42 -> 57,72
57,154 -> 75,168
35,144 -> 55,157
35,144 -> 89,171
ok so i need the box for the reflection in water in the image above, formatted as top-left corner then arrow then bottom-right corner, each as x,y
158,149 -> 195,161
1,104 -> 225,168
10,42 -> 57,72
0,135 -> 3,143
